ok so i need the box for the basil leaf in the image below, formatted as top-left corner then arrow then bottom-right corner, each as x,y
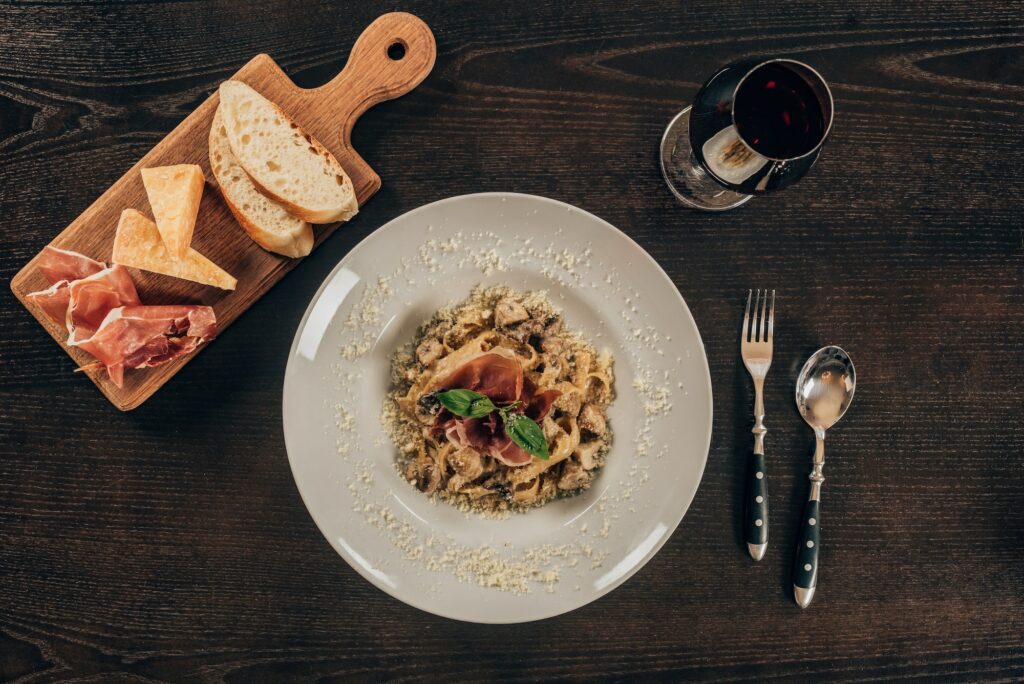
504,413 -> 550,460
437,389 -> 496,418
467,396 -> 498,418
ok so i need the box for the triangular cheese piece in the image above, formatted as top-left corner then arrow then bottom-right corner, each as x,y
113,209 -> 236,290
141,164 -> 205,259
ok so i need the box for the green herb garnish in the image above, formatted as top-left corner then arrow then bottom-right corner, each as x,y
437,389 -> 497,418
502,411 -> 550,459
435,389 -> 550,460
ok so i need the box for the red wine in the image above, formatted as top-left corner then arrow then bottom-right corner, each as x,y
687,58 -> 832,194
734,63 -> 826,160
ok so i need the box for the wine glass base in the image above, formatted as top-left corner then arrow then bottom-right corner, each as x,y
660,107 -> 753,212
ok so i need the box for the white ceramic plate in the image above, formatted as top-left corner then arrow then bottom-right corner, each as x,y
282,193 -> 711,623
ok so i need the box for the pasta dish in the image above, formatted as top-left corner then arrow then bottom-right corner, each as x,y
384,287 -> 614,512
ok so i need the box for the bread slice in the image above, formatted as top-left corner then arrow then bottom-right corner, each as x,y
113,209 -> 237,290
209,106 -> 314,258
140,164 -> 205,259
218,80 -> 358,224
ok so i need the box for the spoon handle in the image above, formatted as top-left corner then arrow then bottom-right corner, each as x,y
793,493 -> 821,608
744,452 -> 768,560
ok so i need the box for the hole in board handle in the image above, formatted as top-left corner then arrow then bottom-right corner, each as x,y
387,41 -> 407,61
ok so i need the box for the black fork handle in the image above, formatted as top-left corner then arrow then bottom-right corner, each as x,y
744,452 -> 768,559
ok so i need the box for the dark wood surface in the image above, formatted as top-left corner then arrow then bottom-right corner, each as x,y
1,1 -> 1022,681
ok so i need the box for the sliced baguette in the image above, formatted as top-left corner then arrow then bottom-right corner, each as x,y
113,209 -> 237,290
218,80 -> 358,224
140,164 -> 205,259
209,107 -> 314,258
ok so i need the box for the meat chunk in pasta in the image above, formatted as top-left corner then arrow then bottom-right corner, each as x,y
494,297 -> 530,327
416,337 -> 444,366
578,404 -> 606,436
558,460 -> 592,491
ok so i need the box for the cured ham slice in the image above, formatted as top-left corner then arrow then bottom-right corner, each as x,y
438,351 -> 523,403
26,247 -> 217,387
26,281 -> 72,324
28,265 -> 142,341
492,439 -> 534,466
445,413 -> 534,467
521,376 -> 561,422
66,265 -> 141,344
27,247 -> 113,327
434,352 -> 560,467
73,305 -> 217,388
36,245 -> 105,284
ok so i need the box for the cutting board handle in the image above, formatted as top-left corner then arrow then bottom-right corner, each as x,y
320,12 -> 436,145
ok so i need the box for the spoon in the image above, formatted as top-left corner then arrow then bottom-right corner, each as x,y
792,346 -> 856,608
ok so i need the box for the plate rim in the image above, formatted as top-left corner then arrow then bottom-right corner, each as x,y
282,191 -> 713,623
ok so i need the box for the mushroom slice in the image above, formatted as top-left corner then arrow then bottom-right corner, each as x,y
450,446 -> 484,479
494,298 -> 530,328
558,460 -> 592,491
578,404 -> 606,436
416,337 -> 444,366
575,440 -> 603,470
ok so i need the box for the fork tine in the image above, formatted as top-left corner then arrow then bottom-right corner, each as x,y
753,289 -> 762,342
767,290 -> 776,344
742,289 -> 752,342
759,288 -> 768,342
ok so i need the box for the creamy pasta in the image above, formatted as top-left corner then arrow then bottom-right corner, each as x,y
384,287 -> 614,513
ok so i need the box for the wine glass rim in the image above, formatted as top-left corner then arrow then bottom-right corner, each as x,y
729,57 -> 835,163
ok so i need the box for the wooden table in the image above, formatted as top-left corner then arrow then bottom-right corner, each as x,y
2,2 -> 1021,680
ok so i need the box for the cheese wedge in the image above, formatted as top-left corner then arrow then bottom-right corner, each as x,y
141,164 -> 205,259
113,209 -> 236,290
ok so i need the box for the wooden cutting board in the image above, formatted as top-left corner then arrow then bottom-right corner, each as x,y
9,12 -> 436,411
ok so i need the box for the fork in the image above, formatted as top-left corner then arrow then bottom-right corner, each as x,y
741,289 -> 775,561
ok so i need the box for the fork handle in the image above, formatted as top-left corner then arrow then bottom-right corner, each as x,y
793,495 -> 821,608
744,452 -> 768,560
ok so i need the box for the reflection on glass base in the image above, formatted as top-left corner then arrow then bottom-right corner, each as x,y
660,107 -> 753,212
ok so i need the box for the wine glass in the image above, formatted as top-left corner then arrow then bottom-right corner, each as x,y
660,58 -> 834,211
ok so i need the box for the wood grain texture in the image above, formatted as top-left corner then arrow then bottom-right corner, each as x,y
8,11 -> 435,410
1,0 -> 1022,681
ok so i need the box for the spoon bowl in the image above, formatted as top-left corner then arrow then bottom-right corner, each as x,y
795,346 -> 856,435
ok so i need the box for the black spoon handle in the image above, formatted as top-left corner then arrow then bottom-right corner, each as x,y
793,495 -> 821,608
743,452 -> 768,559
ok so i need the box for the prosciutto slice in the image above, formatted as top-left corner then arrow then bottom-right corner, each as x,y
73,305 -> 217,387
445,413 -> 530,466
65,265 -> 141,344
438,351 -> 523,403
26,247 -> 217,387
36,245 -> 105,284
26,280 -> 72,324
521,376 -> 561,422
27,246 -> 113,327
434,352 -> 560,467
